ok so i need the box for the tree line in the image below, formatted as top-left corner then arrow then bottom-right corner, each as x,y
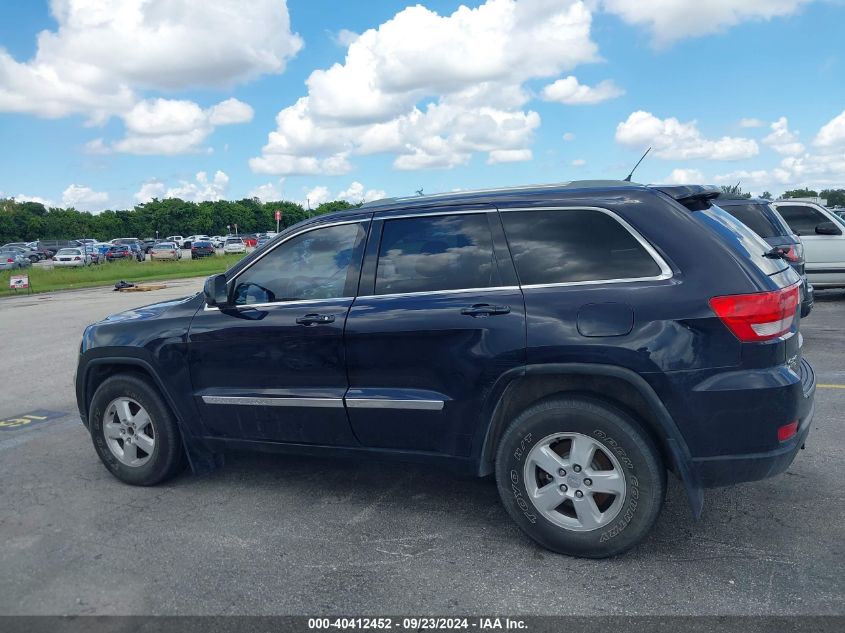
0,197 -> 356,244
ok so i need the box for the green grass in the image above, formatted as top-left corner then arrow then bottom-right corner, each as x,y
1,254 -> 246,296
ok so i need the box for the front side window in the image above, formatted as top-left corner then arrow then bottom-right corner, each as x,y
776,205 -> 831,235
374,213 -> 498,295
232,222 -> 365,306
501,209 -> 662,285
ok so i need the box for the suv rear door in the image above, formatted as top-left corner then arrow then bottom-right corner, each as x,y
343,206 -> 526,456
187,217 -> 369,445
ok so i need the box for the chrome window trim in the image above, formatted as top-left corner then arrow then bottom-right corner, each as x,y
356,285 -> 520,301
345,398 -> 445,411
377,208 -> 496,221
204,296 -> 350,312
498,205 -> 673,287
201,395 -> 343,408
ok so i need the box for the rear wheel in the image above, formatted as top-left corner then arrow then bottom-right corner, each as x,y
89,374 -> 184,486
495,396 -> 665,558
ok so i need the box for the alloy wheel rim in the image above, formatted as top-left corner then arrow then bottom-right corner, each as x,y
523,432 -> 626,532
102,397 -> 155,467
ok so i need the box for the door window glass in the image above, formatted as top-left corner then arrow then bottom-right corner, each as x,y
375,214 -> 498,295
776,205 -> 830,235
232,223 -> 365,305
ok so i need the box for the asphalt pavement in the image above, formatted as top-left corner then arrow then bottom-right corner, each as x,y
0,283 -> 842,615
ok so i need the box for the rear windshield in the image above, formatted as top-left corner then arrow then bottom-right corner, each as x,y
717,202 -> 790,238
694,205 -> 791,278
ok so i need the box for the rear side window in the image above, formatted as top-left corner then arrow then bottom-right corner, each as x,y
694,206 -> 788,277
718,203 -> 788,238
375,214 -> 498,295
776,205 -> 830,235
501,209 -> 661,285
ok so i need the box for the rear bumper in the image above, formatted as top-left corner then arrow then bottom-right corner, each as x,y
691,358 -> 815,487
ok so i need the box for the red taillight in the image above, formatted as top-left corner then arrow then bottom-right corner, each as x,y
709,284 -> 800,342
778,420 -> 799,442
6,258 -> 13,263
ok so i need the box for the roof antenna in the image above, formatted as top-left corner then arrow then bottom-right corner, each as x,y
415,188 -> 424,196
624,147 -> 651,182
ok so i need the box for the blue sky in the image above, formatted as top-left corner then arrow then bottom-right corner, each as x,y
1,0 -> 844,211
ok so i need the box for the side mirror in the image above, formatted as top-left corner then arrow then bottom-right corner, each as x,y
203,273 -> 229,307
815,221 -> 842,236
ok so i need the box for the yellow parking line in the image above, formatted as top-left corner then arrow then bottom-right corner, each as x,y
817,384 -> 845,389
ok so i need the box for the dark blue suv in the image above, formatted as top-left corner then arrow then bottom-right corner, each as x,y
75,181 -> 815,558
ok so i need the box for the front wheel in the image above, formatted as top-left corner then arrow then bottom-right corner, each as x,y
495,396 -> 665,558
89,374 -> 185,486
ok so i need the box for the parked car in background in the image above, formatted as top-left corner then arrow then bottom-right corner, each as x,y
1,244 -> 41,264
184,235 -> 211,249
772,200 -> 845,289
150,242 -> 182,261
717,197 -> 813,317
190,240 -> 216,259
53,247 -> 91,267
23,242 -> 52,259
76,180 -> 815,558
83,247 -> 101,264
41,239 -> 82,256
105,245 -> 134,262
0,249 -> 31,270
255,234 -> 272,249
223,237 -> 246,254
92,243 -> 113,258
240,234 -> 257,248
141,238 -> 158,254
210,235 -> 225,248
126,242 -> 146,262
165,235 -> 185,248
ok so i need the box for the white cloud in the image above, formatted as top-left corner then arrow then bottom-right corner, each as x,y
541,76 -> 624,105
134,180 -> 167,203
300,182 -> 387,208
571,158 -> 587,167
0,0 -> 302,122
251,0 -> 600,174
248,180 -> 285,202
336,181 -> 386,203
601,0 -> 813,47
100,97 -> 253,155
615,111 -> 759,160
664,168 -> 705,184
814,110 -> 845,149
62,184 -> 109,211
739,118 -> 765,128
15,194 -> 56,207
303,186 -> 331,209
562,132 -> 576,142
763,117 -> 804,155
208,98 -> 254,126
135,171 -> 230,203
487,149 -> 534,164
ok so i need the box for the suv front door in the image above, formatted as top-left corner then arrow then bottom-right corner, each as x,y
188,217 -> 370,444
343,207 -> 526,456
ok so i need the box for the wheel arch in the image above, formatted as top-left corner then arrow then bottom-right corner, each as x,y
477,363 -> 703,518
82,356 -> 222,475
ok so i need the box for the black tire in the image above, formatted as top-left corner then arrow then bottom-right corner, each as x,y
495,395 -> 665,558
88,374 -> 184,486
